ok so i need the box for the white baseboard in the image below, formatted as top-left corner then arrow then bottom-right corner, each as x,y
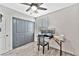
50,46 -> 76,56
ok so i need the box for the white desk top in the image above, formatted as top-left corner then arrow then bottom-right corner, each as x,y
54,35 -> 64,42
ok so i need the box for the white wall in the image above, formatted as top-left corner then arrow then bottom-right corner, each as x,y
36,4 -> 79,55
0,4 -> 35,54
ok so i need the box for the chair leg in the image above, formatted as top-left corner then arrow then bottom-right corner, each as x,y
43,46 -> 45,54
48,43 -> 49,50
60,41 -> 62,56
38,45 -> 40,51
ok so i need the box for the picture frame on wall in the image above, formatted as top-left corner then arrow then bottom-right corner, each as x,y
0,14 -> 2,23
0,28 -> 1,32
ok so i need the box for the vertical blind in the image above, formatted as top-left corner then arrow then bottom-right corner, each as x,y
36,16 -> 49,31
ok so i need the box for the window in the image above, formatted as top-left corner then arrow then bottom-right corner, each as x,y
38,16 -> 49,30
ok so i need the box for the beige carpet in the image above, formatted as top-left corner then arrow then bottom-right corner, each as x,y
1,42 -> 74,56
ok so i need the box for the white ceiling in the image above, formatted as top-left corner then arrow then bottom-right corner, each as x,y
0,3 -> 75,17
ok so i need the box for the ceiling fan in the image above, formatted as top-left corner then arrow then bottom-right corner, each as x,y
21,3 -> 47,12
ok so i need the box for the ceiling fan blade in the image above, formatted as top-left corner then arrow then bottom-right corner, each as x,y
26,7 -> 31,12
21,3 -> 31,6
36,3 -> 43,6
38,7 -> 47,10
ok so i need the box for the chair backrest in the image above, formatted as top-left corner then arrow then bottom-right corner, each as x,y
38,35 -> 45,44
41,29 -> 55,35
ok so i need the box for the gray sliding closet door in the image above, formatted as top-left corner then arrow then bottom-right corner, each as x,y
12,17 -> 34,48
27,21 -> 34,42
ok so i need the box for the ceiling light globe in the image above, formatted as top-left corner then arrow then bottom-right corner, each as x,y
31,6 -> 37,11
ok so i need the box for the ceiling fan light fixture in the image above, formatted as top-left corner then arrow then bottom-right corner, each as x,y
31,5 -> 37,11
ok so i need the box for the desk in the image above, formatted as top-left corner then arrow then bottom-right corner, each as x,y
38,34 -> 63,56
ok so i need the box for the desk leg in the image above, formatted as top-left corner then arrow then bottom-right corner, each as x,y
60,41 -> 62,56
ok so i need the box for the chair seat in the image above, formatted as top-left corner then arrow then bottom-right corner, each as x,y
37,41 -> 49,46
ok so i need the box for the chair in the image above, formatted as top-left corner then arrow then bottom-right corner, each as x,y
37,35 -> 49,54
